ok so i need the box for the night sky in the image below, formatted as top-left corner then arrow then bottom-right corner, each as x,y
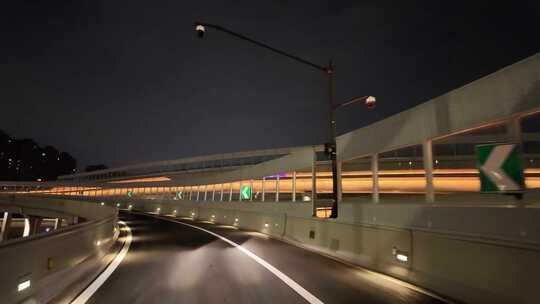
2,1 -> 540,169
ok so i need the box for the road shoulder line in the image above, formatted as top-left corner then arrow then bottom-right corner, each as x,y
70,221 -> 132,304
144,213 -> 325,304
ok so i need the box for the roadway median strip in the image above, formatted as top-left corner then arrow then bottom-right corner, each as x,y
71,221 -> 132,304
142,212 -> 324,304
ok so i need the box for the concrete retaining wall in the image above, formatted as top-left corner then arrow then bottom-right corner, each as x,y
0,196 -> 118,304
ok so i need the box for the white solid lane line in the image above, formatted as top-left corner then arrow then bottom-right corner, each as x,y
155,216 -> 325,304
71,221 -> 132,304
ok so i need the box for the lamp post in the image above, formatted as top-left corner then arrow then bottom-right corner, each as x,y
195,22 -> 375,218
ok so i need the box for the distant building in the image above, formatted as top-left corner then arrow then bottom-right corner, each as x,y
0,130 -> 77,181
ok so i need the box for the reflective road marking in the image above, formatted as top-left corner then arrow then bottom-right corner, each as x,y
71,221 -> 132,304
157,216 -> 325,304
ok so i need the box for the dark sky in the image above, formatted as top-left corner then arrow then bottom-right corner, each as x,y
2,1 -> 540,169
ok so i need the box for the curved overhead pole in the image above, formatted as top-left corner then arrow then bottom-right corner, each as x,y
194,22 -> 374,218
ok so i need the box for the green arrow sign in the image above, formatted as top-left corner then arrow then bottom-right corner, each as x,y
176,191 -> 183,199
476,143 -> 524,192
127,190 -> 134,198
240,185 -> 252,200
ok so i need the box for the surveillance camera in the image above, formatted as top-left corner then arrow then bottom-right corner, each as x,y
365,96 -> 376,109
195,24 -> 205,38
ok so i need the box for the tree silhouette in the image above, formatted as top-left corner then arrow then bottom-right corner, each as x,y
0,130 -> 77,181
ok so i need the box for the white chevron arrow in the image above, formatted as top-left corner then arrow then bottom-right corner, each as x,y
480,144 -> 520,191
241,186 -> 250,199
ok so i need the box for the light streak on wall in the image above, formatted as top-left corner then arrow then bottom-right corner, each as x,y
13,168 -> 540,197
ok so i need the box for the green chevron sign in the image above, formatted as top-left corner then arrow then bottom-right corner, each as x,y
240,185 -> 252,200
476,143 -> 524,192
127,190 -> 134,198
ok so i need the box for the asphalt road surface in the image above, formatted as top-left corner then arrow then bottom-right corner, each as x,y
85,212 -> 448,304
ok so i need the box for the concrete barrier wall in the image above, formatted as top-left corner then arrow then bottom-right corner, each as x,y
1,195 -> 114,222
0,196 -> 118,304
107,197 -> 539,304
282,215 -> 540,304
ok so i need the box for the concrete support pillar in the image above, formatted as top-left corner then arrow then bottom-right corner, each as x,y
220,184 -> 224,201
423,140 -> 435,203
372,153 -> 380,203
53,218 -> 60,230
29,216 -> 42,235
507,116 -> 522,144
239,181 -> 243,201
249,179 -> 254,201
311,148 -> 317,216
196,187 -> 200,201
189,187 -> 193,200
229,183 -> 233,202
203,185 -> 208,201
1,212 -> 12,242
212,185 -> 216,201
292,171 -> 297,202
23,218 -> 30,237
262,177 -> 266,202
275,175 -> 280,202
337,161 -> 343,203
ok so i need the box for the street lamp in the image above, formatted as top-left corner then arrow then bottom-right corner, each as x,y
194,22 -> 375,218
195,24 -> 205,38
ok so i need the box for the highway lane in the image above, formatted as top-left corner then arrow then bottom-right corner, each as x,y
86,212 -> 447,304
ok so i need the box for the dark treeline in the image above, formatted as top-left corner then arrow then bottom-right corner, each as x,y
0,130 -> 77,181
